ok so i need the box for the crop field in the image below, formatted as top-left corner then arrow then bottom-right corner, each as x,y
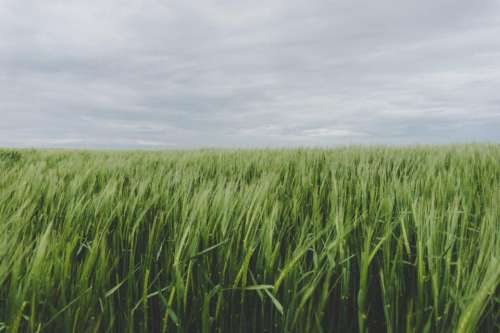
0,146 -> 499,332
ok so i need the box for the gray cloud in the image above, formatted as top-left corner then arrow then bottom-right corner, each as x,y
1,0 -> 499,148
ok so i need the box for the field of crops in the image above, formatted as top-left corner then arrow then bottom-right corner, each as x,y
0,146 -> 499,332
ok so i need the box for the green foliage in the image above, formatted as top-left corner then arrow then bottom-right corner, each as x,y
0,150 -> 22,164
0,145 -> 499,332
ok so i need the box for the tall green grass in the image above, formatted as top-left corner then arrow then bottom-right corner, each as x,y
0,145 -> 499,332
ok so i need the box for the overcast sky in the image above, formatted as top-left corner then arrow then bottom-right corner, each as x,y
1,1 -> 500,148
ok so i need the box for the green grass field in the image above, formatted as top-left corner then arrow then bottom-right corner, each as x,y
0,146 -> 499,332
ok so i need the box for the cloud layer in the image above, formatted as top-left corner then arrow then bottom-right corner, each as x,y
1,0 -> 500,148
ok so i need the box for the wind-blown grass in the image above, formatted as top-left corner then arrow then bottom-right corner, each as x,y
0,145 -> 499,332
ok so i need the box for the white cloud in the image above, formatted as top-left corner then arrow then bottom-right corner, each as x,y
302,128 -> 368,138
1,0 -> 500,147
